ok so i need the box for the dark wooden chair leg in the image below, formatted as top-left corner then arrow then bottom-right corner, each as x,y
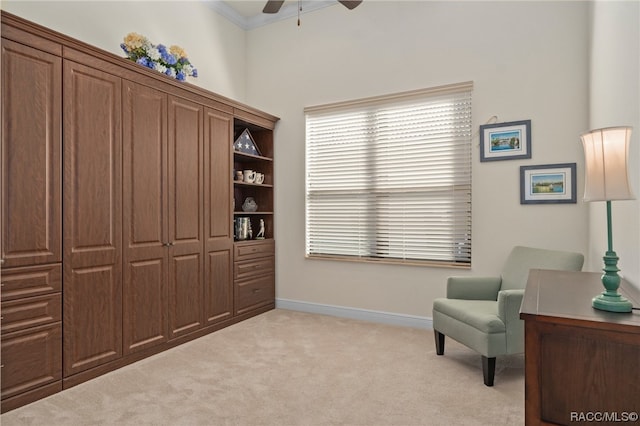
434,330 -> 445,355
482,356 -> 496,386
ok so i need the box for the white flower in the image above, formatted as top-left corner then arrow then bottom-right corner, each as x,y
166,68 -> 176,78
183,64 -> 193,74
147,47 -> 161,61
154,62 -> 167,73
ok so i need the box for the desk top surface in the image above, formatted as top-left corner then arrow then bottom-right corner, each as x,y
520,269 -> 640,328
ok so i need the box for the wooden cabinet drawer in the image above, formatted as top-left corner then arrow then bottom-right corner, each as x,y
1,293 -> 61,334
235,275 -> 275,315
1,264 -> 61,301
234,256 -> 274,281
1,322 -> 62,400
234,240 -> 274,261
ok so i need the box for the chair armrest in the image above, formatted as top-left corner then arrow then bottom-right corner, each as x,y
497,289 -> 525,323
446,276 -> 502,300
497,289 -> 526,353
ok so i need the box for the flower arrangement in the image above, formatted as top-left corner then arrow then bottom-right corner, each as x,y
121,32 -> 198,81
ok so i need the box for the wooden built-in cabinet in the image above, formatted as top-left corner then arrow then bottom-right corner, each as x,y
62,57 -> 124,378
204,109 -> 235,325
122,80 -> 169,355
1,11 -> 278,412
1,30 -> 63,412
232,116 -> 276,317
234,240 -> 275,316
167,96 -> 205,339
233,119 -> 275,241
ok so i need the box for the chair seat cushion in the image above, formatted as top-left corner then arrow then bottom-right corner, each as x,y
433,299 -> 505,334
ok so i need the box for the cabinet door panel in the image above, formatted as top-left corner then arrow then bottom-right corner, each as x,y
204,108 -> 233,324
1,39 -> 61,267
124,259 -> 167,353
205,109 -> 232,241
205,249 -> 232,324
63,60 -> 122,376
1,322 -> 62,399
63,266 -> 121,375
168,96 -> 204,337
123,81 -> 168,355
169,253 -> 202,338
169,97 -> 203,246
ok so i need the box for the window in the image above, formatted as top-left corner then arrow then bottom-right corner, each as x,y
305,82 -> 472,267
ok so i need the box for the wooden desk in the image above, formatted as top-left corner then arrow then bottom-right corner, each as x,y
520,269 -> 640,426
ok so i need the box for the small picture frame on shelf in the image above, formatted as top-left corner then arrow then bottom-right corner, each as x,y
480,120 -> 531,162
520,163 -> 576,204
234,128 -> 262,156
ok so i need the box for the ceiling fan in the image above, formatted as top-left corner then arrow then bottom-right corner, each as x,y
263,0 -> 363,14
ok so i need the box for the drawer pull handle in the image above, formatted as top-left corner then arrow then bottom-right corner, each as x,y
252,288 -> 261,294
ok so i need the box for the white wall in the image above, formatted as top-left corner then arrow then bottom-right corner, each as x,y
587,1 -> 640,291
1,1 -> 248,101
246,1 -> 590,318
2,1 -> 608,320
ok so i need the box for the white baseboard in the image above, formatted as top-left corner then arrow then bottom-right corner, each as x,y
275,298 -> 433,330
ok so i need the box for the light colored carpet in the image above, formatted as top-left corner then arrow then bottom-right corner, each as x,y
1,309 -> 524,425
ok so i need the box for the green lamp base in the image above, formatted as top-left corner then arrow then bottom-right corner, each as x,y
592,249 -> 633,313
592,293 -> 633,313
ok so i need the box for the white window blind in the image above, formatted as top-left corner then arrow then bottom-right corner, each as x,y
305,82 -> 472,267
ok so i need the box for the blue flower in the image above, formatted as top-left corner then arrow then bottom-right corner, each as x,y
165,54 -> 177,65
192,68 -> 198,78
177,71 -> 186,81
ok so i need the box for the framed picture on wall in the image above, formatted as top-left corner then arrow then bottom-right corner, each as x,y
520,163 -> 577,204
480,120 -> 531,162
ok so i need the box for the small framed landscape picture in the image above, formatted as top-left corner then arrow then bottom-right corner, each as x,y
480,120 -> 531,162
520,163 -> 577,204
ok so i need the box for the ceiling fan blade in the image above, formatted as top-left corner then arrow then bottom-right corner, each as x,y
263,0 -> 285,14
338,0 -> 363,10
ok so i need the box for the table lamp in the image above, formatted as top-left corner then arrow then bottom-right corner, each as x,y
580,126 -> 635,313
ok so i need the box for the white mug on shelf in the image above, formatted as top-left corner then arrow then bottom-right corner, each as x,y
255,173 -> 264,184
243,170 -> 256,183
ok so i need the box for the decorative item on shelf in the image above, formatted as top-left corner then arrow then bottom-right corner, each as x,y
120,32 -> 197,81
234,129 -> 262,156
243,170 -> 256,183
242,197 -> 258,212
256,219 -> 266,239
255,172 -> 265,184
580,126 -> 635,313
235,217 -> 252,241
235,170 -> 243,181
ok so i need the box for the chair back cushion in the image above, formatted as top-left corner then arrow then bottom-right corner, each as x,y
500,246 -> 584,291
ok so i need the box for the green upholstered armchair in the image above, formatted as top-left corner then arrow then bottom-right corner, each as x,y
432,246 -> 584,386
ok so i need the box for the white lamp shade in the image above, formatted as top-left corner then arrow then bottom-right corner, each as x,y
580,126 -> 635,201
